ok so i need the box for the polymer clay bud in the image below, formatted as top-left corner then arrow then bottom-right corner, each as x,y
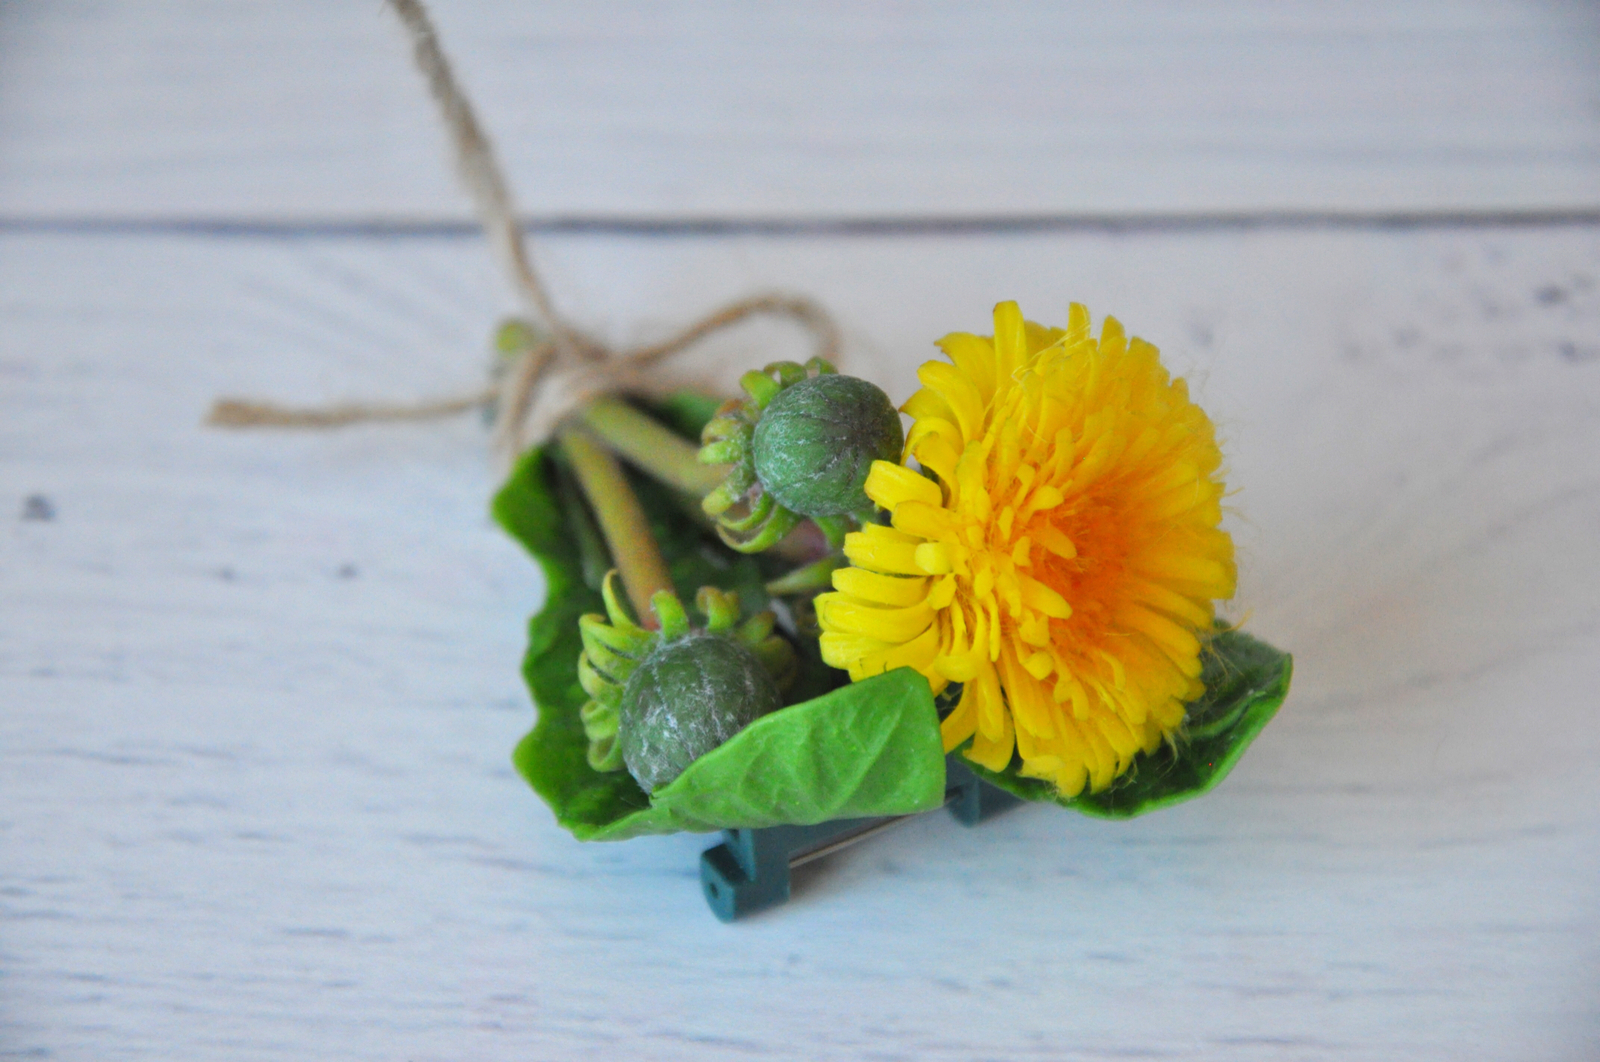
576,573 -> 797,792
699,358 -> 902,554
753,373 -> 903,519
620,630 -> 780,794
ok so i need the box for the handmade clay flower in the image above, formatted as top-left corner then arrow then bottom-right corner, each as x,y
699,358 -> 903,552
816,301 -> 1236,797
211,0 -> 1292,905
577,572 -> 796,791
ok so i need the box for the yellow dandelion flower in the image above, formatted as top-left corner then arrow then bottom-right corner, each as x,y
815,301 -> 1236,797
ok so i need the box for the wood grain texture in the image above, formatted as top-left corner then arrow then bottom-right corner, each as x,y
2,0 -> 1599,220
3,225 -> 1598,1059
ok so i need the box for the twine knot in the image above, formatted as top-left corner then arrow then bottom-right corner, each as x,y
207,0 -> 840,462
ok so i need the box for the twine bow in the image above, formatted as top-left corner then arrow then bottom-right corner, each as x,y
208,0 -> 840,460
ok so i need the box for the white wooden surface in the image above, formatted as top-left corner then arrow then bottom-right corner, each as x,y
3,1 -> 1600,220
4,4 -> 1600,1060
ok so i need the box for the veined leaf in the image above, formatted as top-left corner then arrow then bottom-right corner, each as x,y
531,668 -> 946,841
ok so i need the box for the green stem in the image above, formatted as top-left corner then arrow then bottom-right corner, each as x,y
764,553 -> 844,596
580,394 -> 829,567
581,395 -> 727,496
552,458 -> 611,591
556,424 -> 674,628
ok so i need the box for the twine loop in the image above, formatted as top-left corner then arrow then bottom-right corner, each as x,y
207,0 -> 840,461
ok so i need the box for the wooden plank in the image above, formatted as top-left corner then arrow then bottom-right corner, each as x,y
3,225 -> 1598,1057
2,1 -> 1598,220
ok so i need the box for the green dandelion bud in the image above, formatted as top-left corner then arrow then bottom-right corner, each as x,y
698,358 -> 902,554
576,572 -> 797,793
620,631 -> 781,794
753,373 -> 903,518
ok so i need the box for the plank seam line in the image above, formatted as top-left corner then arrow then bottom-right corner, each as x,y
3,209 -> 1600,239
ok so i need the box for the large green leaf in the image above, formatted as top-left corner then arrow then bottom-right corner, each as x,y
520,668 -> 946,841
959,627 -> 1293,819
494,401 -> 944,840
